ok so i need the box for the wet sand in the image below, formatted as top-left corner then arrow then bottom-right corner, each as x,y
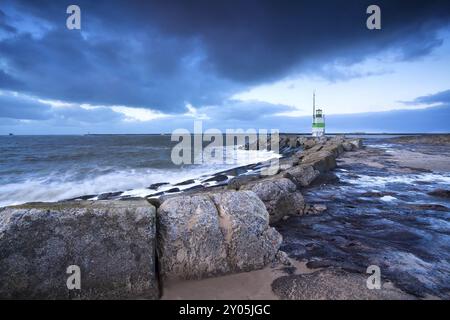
162,260 -> 311,300
162,256 -> 415,300
388,148 -> 450,172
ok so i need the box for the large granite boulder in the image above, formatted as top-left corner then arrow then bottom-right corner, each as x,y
0,200 -> 158,299
350,138 -> 363,149
279,135 -> 300,149
242,178 -> 305,223
288,137 -> 299,148
227,174 -> 261,190
278,157 -> 298,171
323,142 -> 345,158
283,165 -> 320,187
278,135 -> 289,149
329,135 -> 346,143
301,150 -> 337,173
157,190 -> 282,280
301,138 -> 317,150
303,143 -> 325,154
342,142 -> 354,151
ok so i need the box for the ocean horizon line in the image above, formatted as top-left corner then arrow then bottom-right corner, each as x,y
2,132 -> 450,136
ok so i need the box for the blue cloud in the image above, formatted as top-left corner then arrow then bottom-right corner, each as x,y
405,89 -> 450,105
196,100 -> 296,121
0,92 -> 124,124
0,92 -> 50,120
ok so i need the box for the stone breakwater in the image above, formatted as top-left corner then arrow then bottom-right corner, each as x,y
0,135 -> 362,299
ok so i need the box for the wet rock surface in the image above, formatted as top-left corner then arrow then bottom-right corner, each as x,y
275,139 -> 450,299
148,182 -> 170,190
96,191 -> 123,200
227,174 -> 261,190
389,134 -> 450,145
428,189 -> 450,199
0,200 -> 158,299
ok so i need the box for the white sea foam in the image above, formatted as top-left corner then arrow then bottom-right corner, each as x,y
380,195 -> 397,202
346,172 -> 450,188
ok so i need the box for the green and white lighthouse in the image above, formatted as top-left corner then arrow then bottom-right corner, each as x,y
312,91 -> 325,137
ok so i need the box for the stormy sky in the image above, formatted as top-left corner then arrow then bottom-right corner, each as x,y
0,0 -> 450,134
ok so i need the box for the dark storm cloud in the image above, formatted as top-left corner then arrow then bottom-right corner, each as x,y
1,0 -> 450,113
0,8 -> 17,41
143,0 -> 450,82
312,66 -> 393,83
0,70 -> 23,90
198,100 -> 296,121
0,92 -> 51,120
0,9 -> 16,34
52,105 -> 124,124
0,29 -> 236,112
405,89 -> 450,105
0,92 -> 124,123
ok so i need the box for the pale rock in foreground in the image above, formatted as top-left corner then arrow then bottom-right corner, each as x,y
157,194 -> 229,279
0,200 -> 158,299
157,190 -> 282,280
